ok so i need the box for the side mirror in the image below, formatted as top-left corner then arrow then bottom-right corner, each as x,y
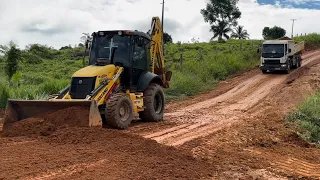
288,49 -> 292,53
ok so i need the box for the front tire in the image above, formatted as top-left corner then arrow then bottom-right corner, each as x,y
139,83 -> 165,122
105,93 -> 133,129
285,63 -> 290,74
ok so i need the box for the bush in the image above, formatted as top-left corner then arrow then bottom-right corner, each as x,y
0,83 -> 9,108
286,91 -> 320,144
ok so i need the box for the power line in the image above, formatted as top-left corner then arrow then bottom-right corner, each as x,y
291,19 -> 297,38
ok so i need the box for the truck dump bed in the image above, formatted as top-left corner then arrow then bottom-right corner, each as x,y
293,41 -> 305,54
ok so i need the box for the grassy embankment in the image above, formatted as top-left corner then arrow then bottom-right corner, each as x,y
287,33 -> 320,145
0,39 -> 262,107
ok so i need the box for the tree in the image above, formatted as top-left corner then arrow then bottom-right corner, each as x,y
1,41 -> 21,81
201,0 -> 241,42
262,26 -> 286,40
163,32 -> 173,44
231,25 -> 250,39
209,20 -> 232,41
200,0 -> 241,27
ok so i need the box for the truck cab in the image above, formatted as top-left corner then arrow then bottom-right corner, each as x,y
259,39 -> 304,74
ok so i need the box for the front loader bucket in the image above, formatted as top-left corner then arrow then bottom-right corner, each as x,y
2,99 -> 102,132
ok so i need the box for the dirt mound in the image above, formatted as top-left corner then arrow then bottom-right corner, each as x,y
2,106 -> 90,137
0,126 -> 217,179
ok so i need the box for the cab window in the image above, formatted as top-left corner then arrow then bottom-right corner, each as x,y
133,37 -> 147,70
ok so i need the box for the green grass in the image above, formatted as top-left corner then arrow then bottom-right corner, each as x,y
293,33 -> 320,50
286,91 -> 320,144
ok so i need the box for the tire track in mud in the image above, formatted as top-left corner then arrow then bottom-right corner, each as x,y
142,51 -> 320,147
245,148 -> 320,178
274,158 -> 320,177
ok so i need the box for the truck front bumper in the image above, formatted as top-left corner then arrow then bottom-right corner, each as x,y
259,64 -> 288,71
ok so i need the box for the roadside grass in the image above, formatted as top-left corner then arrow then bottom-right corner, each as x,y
286,91 -> 320,145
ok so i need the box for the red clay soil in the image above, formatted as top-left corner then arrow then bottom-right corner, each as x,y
0,127 -> 217,180
1,106 -> 91,137
177,53 -> 320,179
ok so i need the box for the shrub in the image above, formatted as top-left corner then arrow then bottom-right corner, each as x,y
0,83 -> 9,108
286,91 -> 320,144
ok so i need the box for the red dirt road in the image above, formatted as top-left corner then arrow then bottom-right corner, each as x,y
1,50 -> 320,179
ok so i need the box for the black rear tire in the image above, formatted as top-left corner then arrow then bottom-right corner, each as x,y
105,93 -> 133,129
139,83 -> 165,122
298,55 -> 302,67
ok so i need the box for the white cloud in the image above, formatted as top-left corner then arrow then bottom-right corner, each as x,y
0,0 -> 319,49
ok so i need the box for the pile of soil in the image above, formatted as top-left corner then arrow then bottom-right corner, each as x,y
1,106 -> 91,137
0,126 -> 217,179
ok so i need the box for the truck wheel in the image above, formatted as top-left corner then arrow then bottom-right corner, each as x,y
105,93 -> 133,129
298,55 -> 302,67
139,83 -> 165,122
285,63 -> 290,74
262,70 -> 267,74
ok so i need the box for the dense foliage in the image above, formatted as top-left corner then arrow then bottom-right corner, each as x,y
163,32 -> 173,44
262,26 -> 286,40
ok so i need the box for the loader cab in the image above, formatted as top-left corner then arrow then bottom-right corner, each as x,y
87,30 -> 152,91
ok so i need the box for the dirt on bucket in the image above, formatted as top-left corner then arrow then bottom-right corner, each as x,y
1,106 -> 91,137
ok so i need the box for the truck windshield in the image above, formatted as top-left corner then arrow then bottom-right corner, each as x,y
89,33 -> 130,67
262,44 -> 284,58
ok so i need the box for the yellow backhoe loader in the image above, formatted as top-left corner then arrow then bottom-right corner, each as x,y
3,16 -> 172,130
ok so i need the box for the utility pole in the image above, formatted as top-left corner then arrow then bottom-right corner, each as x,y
161,0 -> 165,56
291,19 -> 297,38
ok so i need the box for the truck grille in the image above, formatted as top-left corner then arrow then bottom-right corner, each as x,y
264,59 -> 280,64
69,77 -> 96,99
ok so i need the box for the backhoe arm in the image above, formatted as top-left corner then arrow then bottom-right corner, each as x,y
148,17 -> 171,88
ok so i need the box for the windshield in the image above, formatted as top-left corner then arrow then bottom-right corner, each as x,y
89,33 -> 130,66
262,44 -> 284,58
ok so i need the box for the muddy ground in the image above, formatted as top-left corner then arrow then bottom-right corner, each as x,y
1,50 -> 320,179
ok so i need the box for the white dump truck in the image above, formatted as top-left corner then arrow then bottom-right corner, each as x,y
259,38 -> 305,73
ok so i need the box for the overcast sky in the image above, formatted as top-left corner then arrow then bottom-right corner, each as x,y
0,0 -> 319,49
